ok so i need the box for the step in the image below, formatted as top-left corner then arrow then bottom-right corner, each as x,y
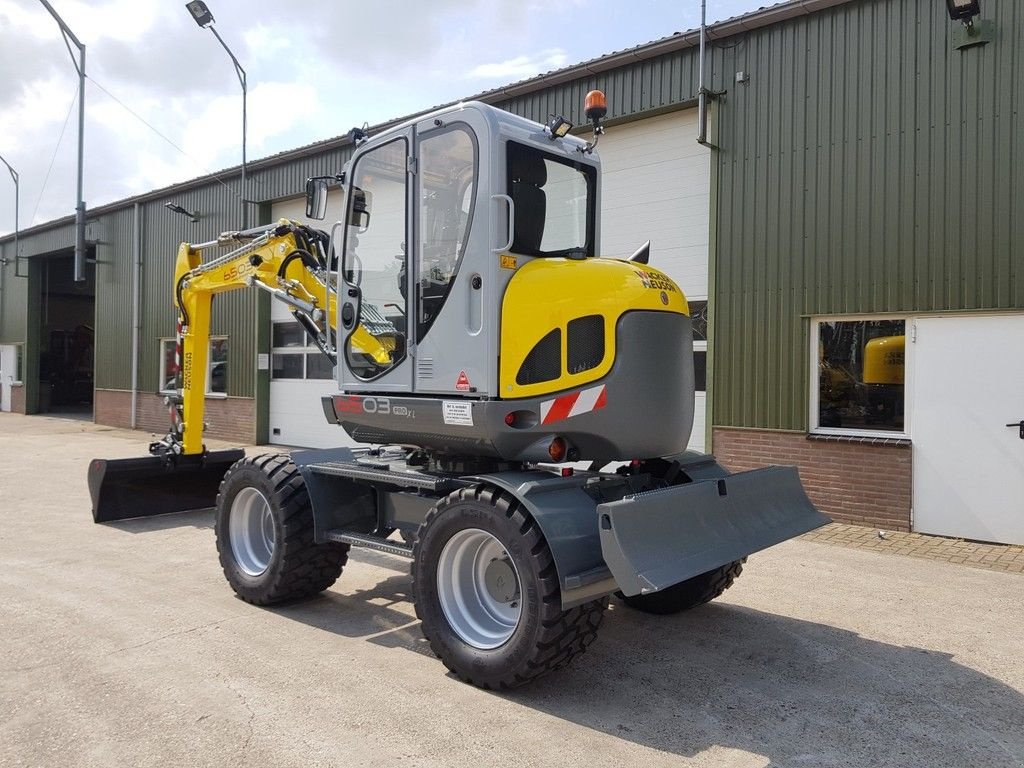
306,459 -> 465,493
323,530 -> 414,558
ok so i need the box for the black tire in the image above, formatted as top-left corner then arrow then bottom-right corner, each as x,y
412,485 -> 607,690
215,454 -> 349,605
618,559 -> 745,615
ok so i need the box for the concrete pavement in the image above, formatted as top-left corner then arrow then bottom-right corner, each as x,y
1,413 -> 1022,768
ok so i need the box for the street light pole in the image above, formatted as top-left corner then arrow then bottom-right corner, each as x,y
38,0 -> 87,283
0,154 -> 17,320
0,154 -> 18,263
186,2 -> 248,227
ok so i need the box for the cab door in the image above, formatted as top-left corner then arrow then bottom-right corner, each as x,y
338,130 -> 415,393
411,109 -> 493,396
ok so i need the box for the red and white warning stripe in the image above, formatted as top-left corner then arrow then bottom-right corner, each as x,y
540,384 -> 607,425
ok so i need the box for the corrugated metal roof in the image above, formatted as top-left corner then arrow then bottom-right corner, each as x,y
0,0 -> 857,245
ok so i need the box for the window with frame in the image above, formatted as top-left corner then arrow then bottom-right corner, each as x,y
689,300 -> 708,393
159,337 -> 229,396
813,318 -> 906,434
271,322 -> 334,380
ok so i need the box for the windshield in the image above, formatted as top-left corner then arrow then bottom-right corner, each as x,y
506,141 -> 596,258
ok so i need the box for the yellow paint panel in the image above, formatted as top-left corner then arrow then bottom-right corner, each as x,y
500,258 -> 688,398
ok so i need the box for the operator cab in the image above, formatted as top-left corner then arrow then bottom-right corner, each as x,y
306,100 -> 604,398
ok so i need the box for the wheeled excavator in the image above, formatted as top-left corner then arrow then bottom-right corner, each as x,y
88,93 -> 828,689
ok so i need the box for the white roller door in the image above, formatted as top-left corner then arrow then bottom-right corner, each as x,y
598,109 -> 711,451
268,195 -> 357,449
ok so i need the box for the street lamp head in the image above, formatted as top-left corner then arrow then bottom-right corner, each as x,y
165,202 -> 200,223
186,1 -> 215,28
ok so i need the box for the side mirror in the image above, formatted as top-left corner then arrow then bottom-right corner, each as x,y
305,177 -> 329,220
351,188 -> 372,232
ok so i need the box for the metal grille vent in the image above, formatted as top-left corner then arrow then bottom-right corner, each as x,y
516,328 -> 561,385
418,358 -> 434,379
567,315 -> 604,374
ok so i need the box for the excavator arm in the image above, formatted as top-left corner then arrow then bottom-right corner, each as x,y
88,217 -> 394,522
158,218 -> 392,458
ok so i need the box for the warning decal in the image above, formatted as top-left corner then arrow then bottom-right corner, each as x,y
443,401 -> 474,427
455,370 -> 472,391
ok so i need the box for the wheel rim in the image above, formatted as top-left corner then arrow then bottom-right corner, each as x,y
436,528 -> 523,650
229,487 -> 276,576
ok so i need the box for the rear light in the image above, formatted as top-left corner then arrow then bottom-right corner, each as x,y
503,410 -> 538,429
548,437 -> 567,462
560,467 -> 574,477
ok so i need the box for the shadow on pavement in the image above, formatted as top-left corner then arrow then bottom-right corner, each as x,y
103,508 -> 215,533
275,566 -> 1024,767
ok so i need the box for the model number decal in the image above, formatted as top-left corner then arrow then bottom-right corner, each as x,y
335,395 -> 414,418
222,261 -> 256,282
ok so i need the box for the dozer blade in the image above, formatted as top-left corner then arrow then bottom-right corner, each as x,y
598,465 -> 829,597
87,449 -> 245,523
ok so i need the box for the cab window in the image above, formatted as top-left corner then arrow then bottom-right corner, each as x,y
418,125 -> 477,340
506,141 -> 596,258
343,138 -> 408,380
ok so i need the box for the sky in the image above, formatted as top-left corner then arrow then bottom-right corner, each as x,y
0,0 -> 769,236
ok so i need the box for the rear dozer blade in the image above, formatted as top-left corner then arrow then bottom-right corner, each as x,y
598,465 -> 829,597
87,449 -> 245,523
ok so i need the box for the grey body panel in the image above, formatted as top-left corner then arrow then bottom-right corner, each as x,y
598,465 -> 830,596
324,310 -> 694,464
291,447 -> 378,541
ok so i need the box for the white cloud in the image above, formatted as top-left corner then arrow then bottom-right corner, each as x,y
465,49 -> 569,80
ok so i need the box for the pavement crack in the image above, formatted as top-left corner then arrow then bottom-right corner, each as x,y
217,671 -> 257,754
108,616 -> 241,655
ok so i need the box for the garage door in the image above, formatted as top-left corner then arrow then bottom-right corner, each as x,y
598,109 -> 711,451
268,195 -> 358,449
268,109 -> 712,451
912,314 -> 1024,544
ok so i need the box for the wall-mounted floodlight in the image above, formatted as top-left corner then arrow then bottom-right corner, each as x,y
946,0 -> 981,24
947,0 -> 991,49
165,202 -> 200,222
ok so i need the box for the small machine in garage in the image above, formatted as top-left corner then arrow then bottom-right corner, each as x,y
88,93 -> 827,688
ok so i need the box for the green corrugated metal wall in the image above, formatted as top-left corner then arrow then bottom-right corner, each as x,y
711,0 -> 1024,431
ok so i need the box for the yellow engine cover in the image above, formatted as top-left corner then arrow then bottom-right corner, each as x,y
500,257 -> 689,398
863,335 -> 905,385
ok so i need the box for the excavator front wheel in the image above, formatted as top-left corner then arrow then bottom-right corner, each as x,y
412,485 -> 607,690
215,454 -> 349,605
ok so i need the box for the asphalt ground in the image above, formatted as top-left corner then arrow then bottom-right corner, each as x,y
1,413 -> 1022,768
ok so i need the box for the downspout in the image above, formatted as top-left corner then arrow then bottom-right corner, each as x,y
130,202 -> 141,429
697,0 -> 711,146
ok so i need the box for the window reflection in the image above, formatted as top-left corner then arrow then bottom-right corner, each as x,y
818,319 -> 905,431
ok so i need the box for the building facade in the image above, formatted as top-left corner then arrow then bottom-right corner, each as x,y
1,0 -> 1021,543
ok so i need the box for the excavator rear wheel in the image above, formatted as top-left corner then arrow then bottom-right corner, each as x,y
412,485 -> 607,690
618,559 -> 745,615
215,454 -> 349,605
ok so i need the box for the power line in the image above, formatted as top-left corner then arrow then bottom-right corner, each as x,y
31,88 -> 79,225
85,75 -> 242,200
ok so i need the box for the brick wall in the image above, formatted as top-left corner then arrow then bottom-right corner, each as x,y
10,385 -> 25,414
712,427 -> 912,532
95,389 -> 256,444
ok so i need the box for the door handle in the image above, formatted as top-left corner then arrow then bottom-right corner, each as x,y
1006,421 -> 1024,440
